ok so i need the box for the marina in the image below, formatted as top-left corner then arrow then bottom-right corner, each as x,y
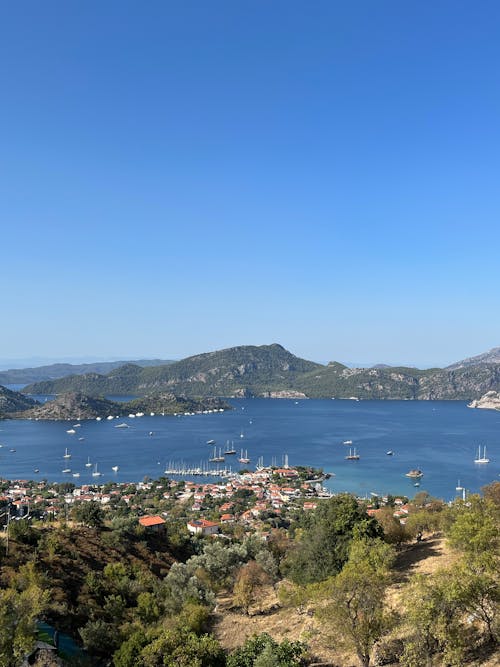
0,398 -> 498,498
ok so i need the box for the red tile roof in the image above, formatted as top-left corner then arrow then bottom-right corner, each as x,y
138,515 -> 166,527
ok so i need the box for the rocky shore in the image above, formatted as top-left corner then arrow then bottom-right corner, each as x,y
468,390 -> 500,411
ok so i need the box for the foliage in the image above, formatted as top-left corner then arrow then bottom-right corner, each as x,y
233,561 -> 270,614
137,628 -> 226,667
282,494 -> 383,584
72,500 -> 105,528
0,584 -> 50,667
8,518 -> 39,545
315,539 -> 395,667
227,633 -> 307,667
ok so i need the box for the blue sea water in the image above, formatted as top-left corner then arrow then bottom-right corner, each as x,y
0,399 -> 498,500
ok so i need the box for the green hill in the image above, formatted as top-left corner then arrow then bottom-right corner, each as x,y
0,358 -> 174,385
0,385 -> 39,417
21,344 -> 500,401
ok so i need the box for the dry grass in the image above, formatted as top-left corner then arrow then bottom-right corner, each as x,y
213,534 -> 500,666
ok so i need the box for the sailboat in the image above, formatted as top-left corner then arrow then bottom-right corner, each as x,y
85,457 -> 92,468
474,446 -> 490,464
238,449 -> 250,464
224,440 -> 236,455
63,448 -> 71,459
209,447 -> 225,463
345,447 -> 360,460
112,465 -> 119,472
240,431 -> 244,439
92,463 -> 102,477
456,479 -> 463,491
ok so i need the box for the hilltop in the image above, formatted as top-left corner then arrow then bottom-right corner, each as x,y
21,343 -> 500,401
447,346 -> 500,370
23,344 -> 322,398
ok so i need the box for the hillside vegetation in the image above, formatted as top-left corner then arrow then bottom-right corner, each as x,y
0,359 -> 174,385
22,343 -> 500,400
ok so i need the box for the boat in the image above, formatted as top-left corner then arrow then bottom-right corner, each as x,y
343,440 -> 353,445
73,424 -> 81,428
206,439 -> 216,445
34,468 -> 40,473
149,431 -> 154,436
62,468 -> 71,474
238,449 -> 250,464
386,450 -> 394,456
92,464 -> 102,477
85,457 -> 92,468
107,415 -> 114,420
63,448 -> 71,459
114,423 -> 129,429
112,465 -> 119,472
78,437 -> 85,441
209,447 -> 225,463
345,447 -> 360,460
73,472 -> 80,478
405,469 -> 423,478
224,440 -> 236,455
240,431 -> 244,439
456,479 -> 463,491
414,482 -> 420,487
474,446 -> 490,464
66,429 -> 76,434
9,448 -> 16,453
96,417 -> 102,421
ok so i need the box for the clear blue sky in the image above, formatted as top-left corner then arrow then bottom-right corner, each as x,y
1,1 -> 499,367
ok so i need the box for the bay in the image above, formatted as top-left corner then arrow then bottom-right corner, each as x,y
0,399 -> 498,501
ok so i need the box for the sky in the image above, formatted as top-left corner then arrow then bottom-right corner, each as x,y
1,1 -> 500,368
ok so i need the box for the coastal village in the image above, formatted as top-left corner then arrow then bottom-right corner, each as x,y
0,464 -> 412,536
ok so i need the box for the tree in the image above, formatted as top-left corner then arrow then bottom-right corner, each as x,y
233,561 -> 270,614
139,628 -> 225,667
400,571 -> 468,667
72,500 -> 105,528
0,584 -> 50,667
316,539 -> 395,667
283,494 -> 382,584
227,633 -> 307,667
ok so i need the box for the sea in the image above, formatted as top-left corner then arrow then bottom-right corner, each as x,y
0,394 -> 499,501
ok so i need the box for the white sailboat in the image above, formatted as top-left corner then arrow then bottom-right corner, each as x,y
345,447 -> 360,460
92,463 -> 102,477
112,465 -> 119,472
238,449 -> 250,464
456,479 -> 463,491
63,448 -> 71,459
85,457 -> 92,468
474,446 -> 490,463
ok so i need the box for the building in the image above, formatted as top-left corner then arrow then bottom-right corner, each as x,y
187,519 -> 219,536
138,515 -> 166,532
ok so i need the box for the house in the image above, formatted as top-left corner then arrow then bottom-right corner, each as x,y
187,519 -> 219,536
138,515 -> 166,532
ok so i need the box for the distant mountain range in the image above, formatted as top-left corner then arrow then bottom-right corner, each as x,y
446,346 -> 500,370
18,343 -> 500,401
0,359 -> 174,385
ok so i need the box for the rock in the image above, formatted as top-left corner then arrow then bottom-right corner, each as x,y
468,390 -> 500,411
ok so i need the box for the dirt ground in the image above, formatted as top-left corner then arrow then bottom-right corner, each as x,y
212,535 -> 500,666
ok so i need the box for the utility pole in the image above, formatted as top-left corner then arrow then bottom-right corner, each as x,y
5,505 -> 10,556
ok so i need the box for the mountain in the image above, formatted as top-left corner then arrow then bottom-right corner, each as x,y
447,346 -> 500,370
13,391 -> 231,420
0,385 -> 39,417
20,344 -> 500,401
23,344 -> 322,397
0,359 -> 174,386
